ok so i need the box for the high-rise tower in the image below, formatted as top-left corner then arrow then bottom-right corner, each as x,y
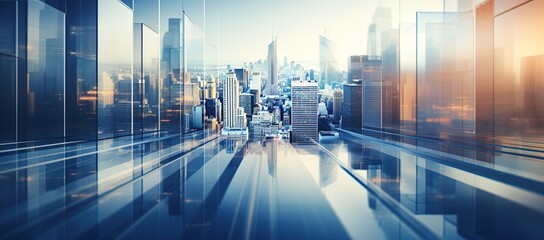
291,79 -> 318,144
266,39 -> 278,95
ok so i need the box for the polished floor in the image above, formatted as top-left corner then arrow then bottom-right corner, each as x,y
1,131 -> 543,239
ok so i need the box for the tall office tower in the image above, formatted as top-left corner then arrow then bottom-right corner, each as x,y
363,81 -> 382,129
381,29 -> 400,131
266,39 -> 278,95
348,55 -> 365,84
235,68 -> 249,92
319,35 -> 339,89
342,84 -> 362,129
250,72 -> 263,97
205,98 -> 216,119
192,105 -> 204,129
367,7 -> 392,59
223,71 -> 246,133
361,58 -> 382,130
240,93 -> 255,120
215,100 -> 222,123
291,79 -> 318,144
206,76 -> 217,99
333,89 -> 343,123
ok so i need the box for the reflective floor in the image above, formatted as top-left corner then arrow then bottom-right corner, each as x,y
1,131 -> 543,239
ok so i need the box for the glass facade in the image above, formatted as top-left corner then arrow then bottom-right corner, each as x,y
183,13 -> 205,132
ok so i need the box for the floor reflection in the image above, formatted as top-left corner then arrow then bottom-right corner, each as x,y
320,134 -> 544,239
1,132 -> 543,239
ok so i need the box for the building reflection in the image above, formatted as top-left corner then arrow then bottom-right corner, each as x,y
319,152 -> 337,188
264,139 -> 277,177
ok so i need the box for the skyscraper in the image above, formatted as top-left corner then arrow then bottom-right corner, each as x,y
333,89 -> 343,123
251,72 -> 262,91
235,68 -> 248,92
342,84 -> 362,129
239,93 -> 255,120
319,35 -> 339,89
367,7 -> 392,59
222,71 -> 247,134
291,79 -> 318,144
266,39 -> 278,95
348,55 -> 365,84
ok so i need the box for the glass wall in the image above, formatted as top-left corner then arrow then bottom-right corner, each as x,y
97,0 -> 133,138
65,0 -> 98,140
416,12 -> 474,141
183,13 -> 205,132
494,0 -> 544,146
399,0 -> 443,136
24,0 -> 65,140
133,24 -> 159,134
159,0 -> 183,133
0,1 -> 17,142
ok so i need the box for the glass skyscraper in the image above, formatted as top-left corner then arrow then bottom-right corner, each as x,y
1,0 -> 544,239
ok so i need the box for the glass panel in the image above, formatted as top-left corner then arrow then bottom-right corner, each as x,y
182,0 -> 204,30
494,0 -> 544,147
98,0 -> 133,138
495,0 -> 530,15
475,0 -> 494,138
65,0 -> 98,140
159,0 -> 182,133
399,1 -> 444,135
416,12 -> 475,142
133,24 -> 159,133
133,0 -> 158,32
0,1 -> 17,56
25,0 -> 65,140
0,56 -> 17,142
183,13 -> 204,132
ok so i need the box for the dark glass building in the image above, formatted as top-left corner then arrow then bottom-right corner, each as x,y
342,83 -> 362,129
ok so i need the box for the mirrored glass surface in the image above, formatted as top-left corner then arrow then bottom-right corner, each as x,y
24,0 -> 65,140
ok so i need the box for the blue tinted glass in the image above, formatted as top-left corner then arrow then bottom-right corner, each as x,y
133,24 -> 159,133
98,0 -> 133,138
183,13 -> 204,132
65,0 -> 98,140
0,1 -> 17,56
25,0 -> 65,140
159,0 -> 182,132
133,0 -> 158,32
120,0 -> 133,9
0,55 -> 17,142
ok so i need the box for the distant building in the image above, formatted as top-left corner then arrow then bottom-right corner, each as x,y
367,7 -> 392,59
249,111 -> 279,139
291,79 -> 318,144
234,68 -> 248,92
342,84 -> 362,129
266,39 -> 278,95
239,93 -> 255,121
205,76 -> 217,99
192,105 -> 204,129
333,89 -> 343,123
250,72 -> 263,96
205,98 -> 216,119
319,35 -> 339,88
348,55 -> 365,84
222,71 -> 247,134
